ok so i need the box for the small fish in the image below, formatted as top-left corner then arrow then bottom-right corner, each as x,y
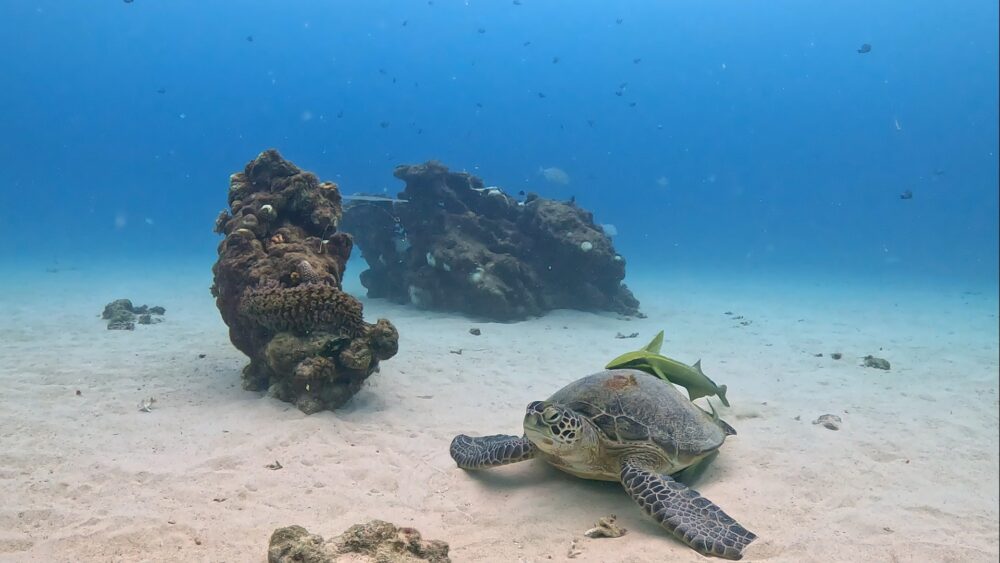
539,166 -> 570,185
632,57 -> 642,64
523,41 -> 532,47
586,119 -> 595,127
336,110 -> 344,118
537,92 -> 547,98
246,35 -> 254,42
378,68 -> 387,75
477,27 -> 486,34
475,102 -> 483,108
156,87 -> 166,94
614,90 -> 624,97
402,20 -> 408,26
513,0 -> 522,4
616,17 -> 623,24
379,121 -> 390,128
343,195 -> 410,203
628,101 -> 637,107
933,169 -> 945,176
606,331 -> 730,406
857,43 -> 871,54
552,56 -> 560,64
899,190 -> 913,200
123,0 -> 133,4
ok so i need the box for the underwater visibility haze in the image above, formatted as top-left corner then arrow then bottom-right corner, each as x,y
0,1 -> 997,562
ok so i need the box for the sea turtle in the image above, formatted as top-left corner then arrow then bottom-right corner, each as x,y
449,369 -> 756,560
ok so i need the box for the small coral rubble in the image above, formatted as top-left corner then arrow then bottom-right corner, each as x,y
341,160 -> 641,321
211,149 -> 398,413
268,521 -> 450,563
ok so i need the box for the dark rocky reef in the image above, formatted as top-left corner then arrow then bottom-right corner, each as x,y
268,521 -> 450,563
341,161 -> 640,321
102,298 -> 165,330
212,149 -> 399,413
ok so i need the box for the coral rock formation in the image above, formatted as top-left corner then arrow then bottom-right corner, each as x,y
341,161 -> 640,321
212,149 -> 399,413
268,521 -> 450,563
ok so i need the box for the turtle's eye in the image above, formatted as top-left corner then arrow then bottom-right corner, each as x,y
542,407 -> 561,423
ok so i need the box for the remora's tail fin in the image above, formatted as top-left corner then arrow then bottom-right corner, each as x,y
717,384 -> 730,408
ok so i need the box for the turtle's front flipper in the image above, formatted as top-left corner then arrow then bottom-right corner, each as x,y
449,434 -> 536,470
620,459 -> 756,560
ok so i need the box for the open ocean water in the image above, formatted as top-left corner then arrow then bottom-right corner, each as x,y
0,2 -> 997,562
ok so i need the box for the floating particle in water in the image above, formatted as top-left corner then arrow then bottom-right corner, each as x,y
552,56 -> 560,63
336,110 -> 343,118
656,176 -> 669,187
618,81 -> 628,89
246,35 -> 254,42
123,0 -> 133,4
513,0 -> 522,4
523,41 -> 531,47
156,87 -> 166,94
402,20 -> 408,26
417,128 -> 423,134
537,92 -> 547,98
628,101 -> 637,107
178,113 -> 186,119
379,121 -> 390,128
587,119 -> 595,127
632,57 -> 642,64
899,190 -> 913,200
477,27 -> 486,34
616,17 -> 623,24
475,102 -> 483,108
857,43 -> 871,54
378,68 -> 387,75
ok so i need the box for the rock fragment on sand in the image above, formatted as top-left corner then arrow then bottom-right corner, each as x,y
102,298 -> 165,330
863,355 -> 891,370
268,520 -> 450,563
813,414 -> 842,430
584,514 -> 627,538
138,397 -> 156,412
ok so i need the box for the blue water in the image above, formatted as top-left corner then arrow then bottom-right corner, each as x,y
1,0 -> 997,287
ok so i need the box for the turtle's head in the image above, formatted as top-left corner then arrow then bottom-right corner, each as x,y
523,401 -> 591,455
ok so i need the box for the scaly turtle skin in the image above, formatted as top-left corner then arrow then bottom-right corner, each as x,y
449,369 -> 756,560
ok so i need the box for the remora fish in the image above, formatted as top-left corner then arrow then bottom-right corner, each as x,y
605,330 -> 730,407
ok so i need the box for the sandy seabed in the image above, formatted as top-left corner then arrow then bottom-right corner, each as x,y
0,264 -> 997,563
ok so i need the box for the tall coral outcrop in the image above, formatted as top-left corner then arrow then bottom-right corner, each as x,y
212,149 -> 398,413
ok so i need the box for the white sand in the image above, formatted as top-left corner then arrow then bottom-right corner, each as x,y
0,263 -> 997,562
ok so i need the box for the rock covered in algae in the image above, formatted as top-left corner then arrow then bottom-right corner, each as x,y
268,521 -> 450,563
341,160 -> 640,321
211,149 -> 399,413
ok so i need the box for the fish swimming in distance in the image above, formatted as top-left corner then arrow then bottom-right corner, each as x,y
539,166 -> 570,185
857,43 -> 871,54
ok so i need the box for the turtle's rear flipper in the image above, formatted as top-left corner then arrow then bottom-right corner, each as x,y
620,459 -> 756,560
449,434 -> 535,470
